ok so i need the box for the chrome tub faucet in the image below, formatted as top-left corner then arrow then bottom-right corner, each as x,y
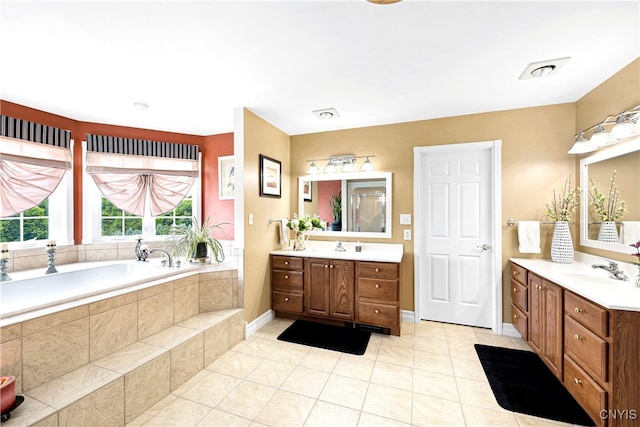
150,249 -> 174,267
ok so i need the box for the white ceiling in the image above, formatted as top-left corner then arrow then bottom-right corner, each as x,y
1,1 -> 638,137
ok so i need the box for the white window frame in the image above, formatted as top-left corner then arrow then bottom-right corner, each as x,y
82,141 -> 201,243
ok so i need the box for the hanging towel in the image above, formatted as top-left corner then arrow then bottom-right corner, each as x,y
621,221 -> 640,244
518,221 -> 541,253
279,219 -> 290,246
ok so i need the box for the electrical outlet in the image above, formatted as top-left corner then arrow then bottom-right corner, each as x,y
403,229 -> 411,240
400,214 -> 412,225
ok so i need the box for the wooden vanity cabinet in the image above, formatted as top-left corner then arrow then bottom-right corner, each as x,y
271,255 -> 305,314
510,263 -> 528,339
305,258 -> 355,321
355,261 -> 401,336
528,273 -> 563,379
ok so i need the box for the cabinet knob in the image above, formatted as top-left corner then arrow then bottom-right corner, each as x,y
330,265 -> 334,269
375,268 -> 380,273
513,270 -> 520,276
574,334 -> 583,341
284,297 -> 289,302
284,275 -> 289,279
573,378 -> 582,385
513,314 -> 519,320
324,265 -> 329,268
574,307 -> 583,313
513,287 -> 518,292
375,284 -> 380,289
284,261 -> 289,265
374,309 -> 380,314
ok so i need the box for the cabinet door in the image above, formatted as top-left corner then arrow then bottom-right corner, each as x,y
330,260 -> 355,320
305,258 -> 330,317
528,273 -> 544,354
542,279 -> 563,379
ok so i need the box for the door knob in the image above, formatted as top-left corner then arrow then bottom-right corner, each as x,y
476,243 -> 492,250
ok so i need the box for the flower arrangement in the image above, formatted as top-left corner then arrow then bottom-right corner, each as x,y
545,173 -> 580,222
631,241 -> 640,288
287,214 -> 326,233
589,170 -> 627,221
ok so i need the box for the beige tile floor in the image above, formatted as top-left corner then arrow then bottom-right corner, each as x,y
128,318 -> 588,427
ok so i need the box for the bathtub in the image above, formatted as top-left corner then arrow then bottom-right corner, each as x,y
0,260 -> 200,320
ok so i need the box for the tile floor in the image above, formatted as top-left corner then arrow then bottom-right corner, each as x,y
128,318 -> 587,427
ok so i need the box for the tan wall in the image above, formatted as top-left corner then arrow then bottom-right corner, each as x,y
291,104 -> 576,320
241,109 -> 291,322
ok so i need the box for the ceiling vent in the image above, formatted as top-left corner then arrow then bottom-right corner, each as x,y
519,57 -> 570,80
313,108 -> 340,120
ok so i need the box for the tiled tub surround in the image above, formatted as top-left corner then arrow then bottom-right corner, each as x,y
0,264 -> 243,426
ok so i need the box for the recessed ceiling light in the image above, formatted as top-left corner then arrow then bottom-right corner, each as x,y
133,102 -> 149,110
313,108 -> 340,120
519,57 -> 570,80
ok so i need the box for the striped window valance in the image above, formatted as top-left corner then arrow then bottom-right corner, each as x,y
86,134 -> 198,160
1,115 -> 71,148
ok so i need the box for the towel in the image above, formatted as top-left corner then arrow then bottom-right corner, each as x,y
279,219 -> 289,245
621,221 -> 640,244
518,221 -> 540,253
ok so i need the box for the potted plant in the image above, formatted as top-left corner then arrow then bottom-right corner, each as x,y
589,170 -> 626,243
330,191 -> 342,231
166,216 -> 227,263
545,173 -> 580,263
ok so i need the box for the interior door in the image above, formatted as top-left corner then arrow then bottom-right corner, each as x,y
415,143 -> 496,328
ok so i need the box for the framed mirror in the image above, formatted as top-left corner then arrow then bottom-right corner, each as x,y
298,171 -> 392,238
580,137 -> 640,254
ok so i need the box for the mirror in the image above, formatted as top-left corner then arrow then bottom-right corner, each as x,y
580,137 -> 640,254
298,172 -> 392,238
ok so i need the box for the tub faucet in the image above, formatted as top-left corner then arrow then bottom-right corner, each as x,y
592,260 -> 628,281
150,249 -> 173,267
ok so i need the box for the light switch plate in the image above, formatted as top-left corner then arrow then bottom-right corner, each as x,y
248,214 -> 253,225
403,229 -> 411,240
400,214 -> 412,225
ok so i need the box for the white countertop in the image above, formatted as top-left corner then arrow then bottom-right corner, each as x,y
271,241 -> 403,263
511,252 -> 640,312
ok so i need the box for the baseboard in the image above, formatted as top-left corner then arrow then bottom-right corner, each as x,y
402,310 -> 415,323
502,323 -> 522,338
245,309 -> 275,338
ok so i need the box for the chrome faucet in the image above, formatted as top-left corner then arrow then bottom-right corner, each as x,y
592,260 -> 628,281
150,249 -> 174,267
335,241 -> 347,252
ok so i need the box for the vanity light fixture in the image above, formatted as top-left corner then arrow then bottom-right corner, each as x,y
360,156 -> 376,171
305,154 -> 376,174
306,161 -> 321,174
569,104 -> 640,154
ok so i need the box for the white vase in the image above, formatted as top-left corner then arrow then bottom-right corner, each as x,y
293,232 -> 307,251
551,221 -> 573,264
597,221 -> 619,243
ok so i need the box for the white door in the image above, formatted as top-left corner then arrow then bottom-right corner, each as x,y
414,141 -> 500,329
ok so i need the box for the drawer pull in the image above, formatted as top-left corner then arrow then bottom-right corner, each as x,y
375,268 -> 380,273
573,378 -> 582,385
284,297 -> 289,302
513,270 -> 519,276
574,307 -> 583,313
513,287 -> 518,292
330,265 -> 334,269
374,309 -> 380,314
324,265 -> 329,268
513,314 -> 519,320
284,261 -> 289,265
284,275 -> 289,279
375,284 -> 380,289
574,334 -> 583,341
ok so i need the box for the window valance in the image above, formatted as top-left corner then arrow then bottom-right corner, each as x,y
0,116 -> 72,217
85,134 -> 199,217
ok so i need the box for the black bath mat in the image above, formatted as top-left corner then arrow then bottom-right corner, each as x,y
474,344 -> 594,426
277,320 -> 370,355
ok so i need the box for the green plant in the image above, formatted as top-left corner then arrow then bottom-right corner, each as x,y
287,214 -> 326,232
545,173 -> 580,222
166,216 -> 228,263
330,191 -> 342,223
589,171 -> 627,221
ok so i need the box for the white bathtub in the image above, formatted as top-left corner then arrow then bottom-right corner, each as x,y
0,261 -> 200,320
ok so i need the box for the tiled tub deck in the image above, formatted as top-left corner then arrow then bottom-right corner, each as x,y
0,265 -> 243,426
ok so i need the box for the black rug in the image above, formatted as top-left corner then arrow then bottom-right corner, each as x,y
277,320 -> 370,355
474,344 -> 594,426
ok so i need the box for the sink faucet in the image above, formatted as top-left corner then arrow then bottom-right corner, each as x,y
592,260 -> 628,281
335,241 -> 347,252
150,249 -> 174,267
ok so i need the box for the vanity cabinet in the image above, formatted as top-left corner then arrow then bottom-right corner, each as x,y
528,273 -> 563,379
510,263 -> 528,339
305,258 -> 355,321
271,255 -> 305,314
511,260 -> 640,427
356,261 -> 401,336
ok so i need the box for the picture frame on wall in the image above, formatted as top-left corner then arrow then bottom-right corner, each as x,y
218,155 -> 235,200
302,180 -> 312,202
259,154 -> 281,198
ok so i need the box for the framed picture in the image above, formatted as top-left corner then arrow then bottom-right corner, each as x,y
259,154 -> 281,198
218,155 -> 235,200
302,180 -> 312,202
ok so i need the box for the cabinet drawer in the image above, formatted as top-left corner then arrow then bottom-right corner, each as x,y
511,262 -> 527,286
511,304 -> 528,340
358,278 -> 399,301
272,291 -> 304,313
272,255 -> 304,271
564,316 -> 608,383
357,301 -> 398,328
511,279 -> 528,312
272,270 -> 303,291
358,262 -> 399,279
564,355 -> 605,426
565,291 -> 608,337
